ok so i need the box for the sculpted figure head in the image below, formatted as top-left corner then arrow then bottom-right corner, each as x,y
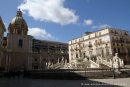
115,53 -> 118,56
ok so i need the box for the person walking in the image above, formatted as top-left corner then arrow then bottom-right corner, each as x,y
17,71 -> 20,79
8,71 -> 11,79
12,71 -> 15,79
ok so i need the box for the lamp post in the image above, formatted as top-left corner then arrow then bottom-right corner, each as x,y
110,54 -> 115,79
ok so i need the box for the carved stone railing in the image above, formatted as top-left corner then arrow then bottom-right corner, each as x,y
102,59 -> 112,68
89,59 -> 99,68
49,63 -> 61,69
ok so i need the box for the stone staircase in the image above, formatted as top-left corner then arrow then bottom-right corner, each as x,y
100,63 -> 110,68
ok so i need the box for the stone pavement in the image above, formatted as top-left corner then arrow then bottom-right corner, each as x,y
0,76 -> 130,87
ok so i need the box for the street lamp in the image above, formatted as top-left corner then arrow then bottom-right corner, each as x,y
110,54 -> 115,79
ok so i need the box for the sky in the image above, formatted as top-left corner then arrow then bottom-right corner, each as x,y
0,0 -> 130,43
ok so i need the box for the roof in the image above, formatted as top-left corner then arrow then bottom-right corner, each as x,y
33,39 -> 68,45
0,16 -> 6,32
10,16 -> 27,26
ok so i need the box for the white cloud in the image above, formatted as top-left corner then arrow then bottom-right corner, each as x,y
84,19 -> 93,26
92,24 -> 111,29
28,27 -> 57,40
18,0 -> 78,25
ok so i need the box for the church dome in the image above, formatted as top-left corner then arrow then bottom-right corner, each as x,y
8,9 -> 28,35
9,9 -> 27,27
10,16 -> 27,26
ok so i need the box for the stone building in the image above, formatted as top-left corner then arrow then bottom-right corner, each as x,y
1,9 -> 69,71
69,28 -> 130,66
0,16 -> 6,68
32,39 -> 68,69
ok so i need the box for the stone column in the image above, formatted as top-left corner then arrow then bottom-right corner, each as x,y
22,30 -> 23,34
40,53 -> 41,69
30,53 -> 32,69
28,55 -> 30,70
5,54 -> 8,71
8,54 -> 11,71
16,29 -> 17,33
28,39 -> 30,52
0,52 -> 3,68
10,37 -> 12,50
30,39 -> 32,52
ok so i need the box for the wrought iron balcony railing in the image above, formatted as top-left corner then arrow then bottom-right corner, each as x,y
112,40 -> 124,43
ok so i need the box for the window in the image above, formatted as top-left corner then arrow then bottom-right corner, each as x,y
127,48 -> 129,53
113,43 -> 115,46
82,37 -> 84,41
118,49 -> 120,54
88,35 -> 90,39
100,39 -> 102,44
112,37 -> 114,40
75,39 -> 77,43
116,37 -> 118,40
125,32 -> 127,35
95,40 -> 98,45
111,30 -> 113,33
76,54 -> 78,58
18,30 -> 21,34
83,53 -> 85,58
106,48 -> 109,55
44,59 -> 46,61
95,33 -> 96,37
18,39 -> 23,47
114,48 -> 116,53
99,32 -> 101,36
51,59 -> 54,61
34,58 -> 37,61
115,30 -> 118,34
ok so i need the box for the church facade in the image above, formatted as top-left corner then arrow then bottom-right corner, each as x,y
1,9 -> 69,71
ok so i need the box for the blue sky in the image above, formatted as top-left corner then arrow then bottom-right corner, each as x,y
0,0 -> 130,43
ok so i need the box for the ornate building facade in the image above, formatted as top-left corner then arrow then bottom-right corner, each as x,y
0,16 -> 6,68
69,28 -> 130,66
1,9 -> 69,71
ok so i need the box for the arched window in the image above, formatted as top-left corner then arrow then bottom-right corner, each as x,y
95,33 -> 96,37
100,39 -> 102,43
88,35 -> 90,39
83,53 -> 85,58
99,32 -> 101,35
114,48 -> 116,53
18,39 -> 23,47
112,37 -> 114,40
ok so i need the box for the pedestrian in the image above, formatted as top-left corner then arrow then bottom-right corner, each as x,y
17,71 -> 20,79
8,71 -> 11,79
13,71 -> 15,79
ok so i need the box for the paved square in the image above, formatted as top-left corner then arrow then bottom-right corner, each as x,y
0,76 -> 130,87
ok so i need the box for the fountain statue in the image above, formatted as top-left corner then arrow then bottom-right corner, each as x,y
113,53 -> 123,73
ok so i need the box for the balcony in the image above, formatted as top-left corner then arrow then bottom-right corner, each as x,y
88,44 -> 93,48
125,41 -> 130,44
70,48 -> 74,51
112,40 -> 124,43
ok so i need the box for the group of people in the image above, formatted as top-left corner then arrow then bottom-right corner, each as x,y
8,71 -> 21,79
